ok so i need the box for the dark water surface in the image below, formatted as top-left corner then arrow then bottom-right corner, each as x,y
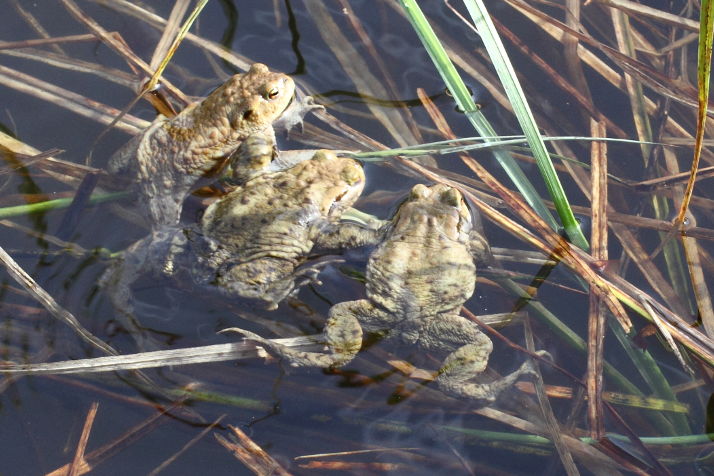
0,1 -> 711,475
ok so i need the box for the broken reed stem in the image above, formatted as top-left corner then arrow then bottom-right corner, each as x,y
587,121 -> 608,440
46,401 -> 184,476
0,33 -> 97,50
215,425 -> 292,476
68,402 -> 99,476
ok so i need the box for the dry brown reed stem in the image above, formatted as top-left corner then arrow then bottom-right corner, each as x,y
216,425 -> 292,476
523,318 -> 580,476
610,9 -> 653,161
60,0 -> 189,106
0,48 -> 136,88
587,121 -> 608,440
147,415 -> 225,476
594,0 -> 700,31
565,203 -> 714,241
68,402 -> 99,476
506,0 -> 713,167
474,406 -> 626,474
631,165 -> 714,189
564,0 -> 592,122
0,132 -> 123,191
304,1 -> 421,149
0,33 -> 97,50
491,16 -> 627,138
11,0 -> 66,55
606,270 -> 714,363
46,401 -> 183,476
0,65 -> 146,135
0,219 -> 89,260
299,461 -> 403,471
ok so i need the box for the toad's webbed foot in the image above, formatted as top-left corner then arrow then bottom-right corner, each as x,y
273,91 -> 324,132
291,255 -> 344,290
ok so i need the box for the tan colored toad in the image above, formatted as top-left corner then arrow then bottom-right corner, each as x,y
108,63 -> 296,226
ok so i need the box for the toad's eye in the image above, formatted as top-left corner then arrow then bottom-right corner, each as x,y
266,87 -> 280,100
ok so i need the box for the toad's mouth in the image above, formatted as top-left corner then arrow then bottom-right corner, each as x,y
280,92 -> 296,113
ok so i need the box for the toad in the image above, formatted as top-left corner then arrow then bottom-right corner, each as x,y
108,63 -> 311,226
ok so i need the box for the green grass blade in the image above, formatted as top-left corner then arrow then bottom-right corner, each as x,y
676,0 -> 714,223
398,0 -> 559,232
608,321 -> 690,434
461,0 -> 588,250
0,191 -> 129,219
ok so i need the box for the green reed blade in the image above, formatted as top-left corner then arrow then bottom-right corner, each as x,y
461,0 -> 588,250
398,0 -> 560,234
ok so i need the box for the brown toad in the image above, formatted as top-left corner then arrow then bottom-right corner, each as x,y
108,63 -> 309,227
103,150 -> 370,332
232,183 -> 545,405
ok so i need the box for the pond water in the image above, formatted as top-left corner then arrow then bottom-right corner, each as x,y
0,1 -> 712,475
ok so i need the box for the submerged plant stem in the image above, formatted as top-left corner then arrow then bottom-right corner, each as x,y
0,191 -> 129,219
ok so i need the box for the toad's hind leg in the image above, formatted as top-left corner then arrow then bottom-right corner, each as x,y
228,299 -> 370,368
427,313 -> 538,405
436,346 -> 545,405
